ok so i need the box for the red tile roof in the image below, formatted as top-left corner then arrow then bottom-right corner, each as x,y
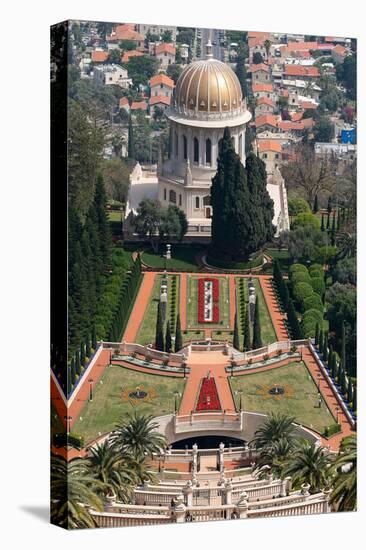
333,44 -> 347,55
300,100 -> 318,110
287,41 -> 319,51
248,31 -> 271,39
284,65 -> 320,77
255,114 -> 279,128
291,111 -> 304,122
119,97 -> 129,107
107,24 -> 144,42
91,50 -> 108,63
279,89 -> 289,97
121,50 -> 144,63
131,101 -> 148,110
249,36 -> 266,48
277,120 -> 305,131
252,83 -> 273,93
149,74 -> 175,88
256,97 -> 276,108
155,43 -> 176,56
258,140 -> 282,153
149,95 -> 171,106
250,63 -> 270,73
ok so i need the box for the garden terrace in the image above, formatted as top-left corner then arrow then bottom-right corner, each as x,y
187,275 -> 230,330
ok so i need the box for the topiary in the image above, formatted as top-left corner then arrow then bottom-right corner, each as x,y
293,282 -> 314,304
302,319 -> 318,338
303,294 -> 324,313
289,263 -> 309,277
309,269 -> 323,280
291,271 -> 312,286
311,277 -> 326,296
309,263 -> 323,275
303,308 -> 323,326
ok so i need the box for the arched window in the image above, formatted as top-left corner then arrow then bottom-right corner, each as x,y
205,138 -> 212,164
163,188 -> 167,201
169,190 -> 177,204
203,195 -> 211,206
195,196 -> 200,209
194,137 -> 199,163
174,132 -> 178,158
183,135 -> 187,160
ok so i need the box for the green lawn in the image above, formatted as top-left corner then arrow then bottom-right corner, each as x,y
186,275 -> 231,330
236,277 -> 277,347
73,364 -> 186,444
265,248 -> 290,274
136,274 -> 180,346
230,362 -> 337,435
108,211 -> 124,223
182,330 -> 206,341
142,246 -> 202,271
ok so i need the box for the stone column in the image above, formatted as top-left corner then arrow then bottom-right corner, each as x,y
280,475 -> 292,497
171,494 -> 187,523
199,130 -> 205,166
192,443 -> 198,476
224,480 -> 233,505
219,442 -> 225,473
183,480 -> 194,506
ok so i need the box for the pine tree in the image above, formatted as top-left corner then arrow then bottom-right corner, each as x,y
233,313 -> 240,350
252,297 -> 262,349
93,174 -> 111,269
175,313 -> 183,352
327,196 -> 332,214
128,114 -> 135,159
71,358 -> 77,384
75,352 -> 81,376
243,307 -> 251,352
165,321 -> 172,353
321,213 -> 325,232
315,322 -> 320,346
210,129 -> 274,262
155,302 -> 165,351
313,194 -> 319,213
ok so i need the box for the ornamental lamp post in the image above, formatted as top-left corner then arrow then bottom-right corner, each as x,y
317,372 -> 322,392
174,391 -> 181,413
235,389 -> 243,411
88,378 -> 94,402
64,415 -> 72,434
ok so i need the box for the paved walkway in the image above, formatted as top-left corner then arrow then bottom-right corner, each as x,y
259,275 -> 288,341
123,272 -> 156,342
179,273 -> 188,330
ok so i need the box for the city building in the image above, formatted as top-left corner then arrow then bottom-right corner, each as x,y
155,43 -> 176,68
93,64 -> 132,88
149,74 -> 175,99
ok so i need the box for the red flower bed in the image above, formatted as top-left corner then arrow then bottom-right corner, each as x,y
195,378 -> 221,411
197,278 -> 220,323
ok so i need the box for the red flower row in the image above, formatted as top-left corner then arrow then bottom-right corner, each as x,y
195,378 -> 221,411
197,278 -> 220,324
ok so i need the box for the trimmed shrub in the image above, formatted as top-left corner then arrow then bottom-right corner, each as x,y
309,263 -> 323,274
311,277 -> 326,296
289,263 -> 308,277
293,282 -> 314,304
303,308 -> 323,326
291,271 -> 312,286
302,319 -> 318,338
309,268 -> 323,280
303,294 -> 324,313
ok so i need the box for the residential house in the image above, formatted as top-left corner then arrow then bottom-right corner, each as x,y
257,139 -> 282,173
149,95 -> 171,112
155,43 -> 176,68
149,74 -> 175,99
179,44 -> 190,63
255,114 -> 279,133
93,64 -> 132,88
119,97 -> 130,113
136,24 -> 177,41
250,63 -> 271,82
107,24 -> 145,50
284,65 -> 320,80
332,44 -> 348,64
130,100 -> 148,112
91,49 -> 109,63
249,36 -> 268,62
252,83 -> 275,101
121,50 -> 144,63
255,97 -> 276,116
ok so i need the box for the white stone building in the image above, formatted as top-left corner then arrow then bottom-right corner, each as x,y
93,64 -> 132,88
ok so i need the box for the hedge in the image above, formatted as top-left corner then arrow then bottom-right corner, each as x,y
289,263 -> 309,277
311,277 -> 326,296
291,271 -> 312,286
293,282 -> 314,303
309,269 -> 324,280
302,319 -> 318,338
303,294 -> 324,313
309,263 -> 323,274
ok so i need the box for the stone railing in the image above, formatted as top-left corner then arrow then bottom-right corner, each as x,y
174,411 -> 243,434
230,339 -> 308,364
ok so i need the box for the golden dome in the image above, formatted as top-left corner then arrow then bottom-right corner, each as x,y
175,57 -> 243,115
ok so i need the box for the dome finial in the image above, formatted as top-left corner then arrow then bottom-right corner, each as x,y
206,40 -> 213,59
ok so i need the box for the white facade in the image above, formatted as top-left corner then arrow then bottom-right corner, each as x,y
93,64 -> 132,88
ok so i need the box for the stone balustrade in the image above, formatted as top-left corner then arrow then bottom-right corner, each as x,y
174,411 -> 243,434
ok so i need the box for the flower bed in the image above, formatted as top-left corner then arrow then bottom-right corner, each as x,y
195,377 -> 221,411
198,278 -> 220,323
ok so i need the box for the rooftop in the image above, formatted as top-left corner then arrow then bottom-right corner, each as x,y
149,74 -> 175,88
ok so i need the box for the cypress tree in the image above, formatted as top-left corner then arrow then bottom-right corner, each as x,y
93,174 -> 111,269
233,313 -> 240,351
243,307 -> 251,352
333,356 -> 339,382
75,352 -> 81,376
71,358 -> 76,384
347,377 -> 353,403
80,342 -> 86,367
321,213 -> 325,232
155,302 -> 165,351
286,299 -> 303,340
85,337 -> 91,358
340,366 -> 347,395
128,114 -> 135,159
315,322 -> 320,346
327,196 -> 332,214
175,313 -> 183,352
353,384 -> 357,412
331,211 -> 336,245
318,329 -> 324,353
341,207 -> 346,225
341,321 -> 347,372
92,325 -> 97,350
235,45 -> 249,97
165,321 -> 172,353
210,129 -> 274,262
252,297 -> 262,349
337,208 -> 341,230
313,194 -> 319,213
327,343 -> 333,365
326,213 -> 330,230
323,331 -> 329,361
67,364 -> 72,395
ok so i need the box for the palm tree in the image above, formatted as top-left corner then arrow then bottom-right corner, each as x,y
256,437 -> 295,479
330,434 -> 357,511
109,411 -> 166,460
87,441 -> 135,502
283,441 -> 330,493
251,412 -> 296,451
51,455 -> 105,529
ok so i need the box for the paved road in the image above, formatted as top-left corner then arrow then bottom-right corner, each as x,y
198,27 -> 225,61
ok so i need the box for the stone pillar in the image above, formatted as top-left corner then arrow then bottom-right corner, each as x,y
322,488 -> 332,513
236,491 -> 248,519
192,443 -> 198,476
280,475 -> 291,497
105,493 -> 117,512
183,480 -> 194,506
301,482 -> 311,499
171,494 -> 187,523
199,130 -> 205,166
219,442 -> 225,473
224,480 -> 233,505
